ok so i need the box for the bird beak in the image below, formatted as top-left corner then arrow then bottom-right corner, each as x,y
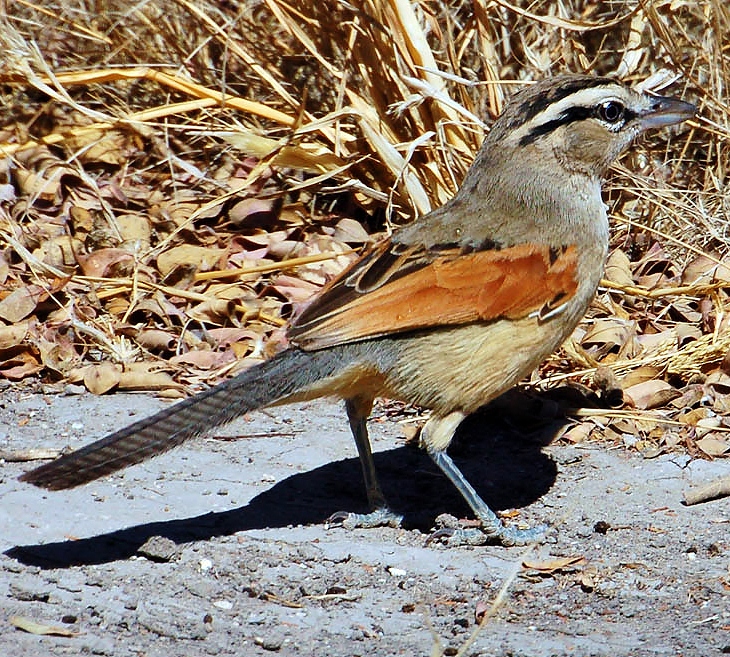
639,95 -> 697,129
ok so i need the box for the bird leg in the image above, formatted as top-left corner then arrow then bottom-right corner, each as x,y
327,397 -> 402,529
422,412 -> 546,546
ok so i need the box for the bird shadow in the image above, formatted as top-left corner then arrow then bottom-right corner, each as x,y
6,387 -> 582,569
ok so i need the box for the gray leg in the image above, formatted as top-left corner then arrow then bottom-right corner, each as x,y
345,397 -> 387,510
327,398 -> 402,529
422,413 -> 546,546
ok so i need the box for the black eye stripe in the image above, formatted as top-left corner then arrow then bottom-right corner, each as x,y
518,104 -> 638,146
516,77 -> 615,125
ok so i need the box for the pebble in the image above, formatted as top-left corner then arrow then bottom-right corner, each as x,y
136,536 -> 180,562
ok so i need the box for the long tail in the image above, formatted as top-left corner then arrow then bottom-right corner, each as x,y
19,348 -> 345,490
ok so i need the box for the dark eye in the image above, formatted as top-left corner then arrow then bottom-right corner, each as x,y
597,100 -> 625,124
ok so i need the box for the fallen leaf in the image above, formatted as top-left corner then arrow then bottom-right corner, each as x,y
0,321 -> 30,349
117,369 -> 178,390
604,249 -> 634,286
333,217 -> 371,244
523,555 -> 586,573
0,285 -> 45,323
623,379 -> 680,410
559,421 -> 594,443
157,245 -> 225,276
77,248 -> 135,277
83,362 -> 122,395
695,434 -> 730,457
10,615 -> 80,637
0,350 -> 42,379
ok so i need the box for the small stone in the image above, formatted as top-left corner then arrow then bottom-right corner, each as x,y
254,635 -> 282,651
8,582 -> 50,602
387,566 -> 407,577
594,520 -> 611,534
136,536 -> 179,562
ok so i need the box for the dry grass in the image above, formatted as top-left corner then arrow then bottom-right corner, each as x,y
0,0 -> 729,456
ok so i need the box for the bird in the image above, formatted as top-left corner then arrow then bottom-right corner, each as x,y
20,74 -> 696,546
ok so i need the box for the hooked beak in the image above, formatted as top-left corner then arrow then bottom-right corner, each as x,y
639,95 -> 696,129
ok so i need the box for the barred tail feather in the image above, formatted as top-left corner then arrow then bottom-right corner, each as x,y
19,348 -> 342,490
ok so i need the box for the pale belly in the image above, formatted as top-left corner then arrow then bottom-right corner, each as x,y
381,313 -> 578,414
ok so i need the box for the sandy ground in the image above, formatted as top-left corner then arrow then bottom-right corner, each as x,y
1,382 -> 728,656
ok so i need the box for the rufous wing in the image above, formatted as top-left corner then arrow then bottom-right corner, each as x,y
288,240 -> 579,350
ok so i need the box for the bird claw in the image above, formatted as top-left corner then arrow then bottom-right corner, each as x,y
426,520 -> 548,547
326,507 -> 403,530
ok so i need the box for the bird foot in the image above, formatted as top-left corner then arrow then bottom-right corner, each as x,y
327,507 -> 403,530
426,514 -> 547,547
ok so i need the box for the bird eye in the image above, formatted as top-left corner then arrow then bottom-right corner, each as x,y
597,100 -> 625,124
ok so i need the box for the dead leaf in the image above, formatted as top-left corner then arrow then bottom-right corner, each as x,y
10,615 -> 80,637
623,379 -> 680,410
0,321 -> 30,349
169,350 -> 235,370
117,369 -> 178,390
116,213 -> 152,250
157,245 -> 225,276
559,421 -> 594,443
229,197 -> 279,227
77,248 -> 135,277
136,329 -> 177,351
695,434 -> 730,457
83,362 -> 122,395
681,253 -> 730,285
523,555 -> 586,573
0,350 -> 42,379
605,249 -> 634,286
619,365 -> 663,389
0,285 -> 45,323
580,318 -> 634,355
333,218 -> 371,244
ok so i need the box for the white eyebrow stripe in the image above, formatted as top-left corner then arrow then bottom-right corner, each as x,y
536,87 -> 618,120
510,85 -> 630,143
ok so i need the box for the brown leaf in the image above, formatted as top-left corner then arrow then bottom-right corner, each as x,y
580,319 -> 634,354
77,248 -> 135,277
169,350 -> 235,370
116,213 -> 152,250
157,245 -> 225,276
229,197 -> 279,227
65,128 -> 128,165
0,321 -> 29,349
10,615 -> 80,637
523,555 -> 586,573
83,362 -> 122,395
333,218 -> 372,244
0,350 -> 42,379
623,380 -> 680,410
619,365 -> 663,389
559,421 -> 594,443
117,369 -> 178,391
681,253 -> 730,286
0,285 -> 45,323
136,329 -> 177,351
604,249 -> 633,286
695,434 -> 730,457
269,274 -> 321,303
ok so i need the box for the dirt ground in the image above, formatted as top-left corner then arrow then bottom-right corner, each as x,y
1,382 -> 728,657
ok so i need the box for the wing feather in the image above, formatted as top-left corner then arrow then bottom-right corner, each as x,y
288,239 -> 579,350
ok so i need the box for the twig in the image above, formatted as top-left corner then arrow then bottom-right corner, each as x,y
683,476 -> 730,506
0,448 -> 63,462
